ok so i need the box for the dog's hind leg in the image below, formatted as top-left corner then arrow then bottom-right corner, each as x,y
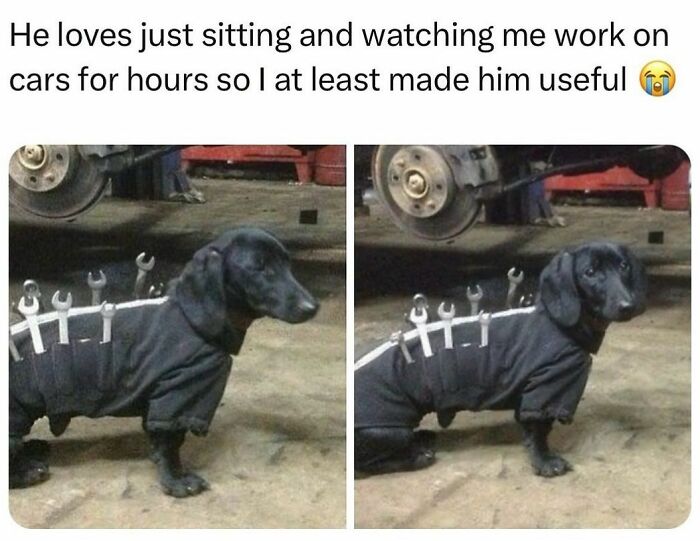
9,435 -> 50,489
355,427 -> 436,477
147,430 -> 210,498
518,420 -> 573,477
23,439 -> 51,461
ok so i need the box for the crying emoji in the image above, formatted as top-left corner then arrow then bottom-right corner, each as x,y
640,61 -> 675,96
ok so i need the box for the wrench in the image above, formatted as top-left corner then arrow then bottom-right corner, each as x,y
100,302 -> 117,343
506,268 -> 524,309
390,331 -> 414,364
87,270 -> 107,306
51,291 -> 73,345
437,301 -> 456,349
520,293 -> 535,308
17,296 -> 44,354
409,294 -> 432,357
148,282 -> 165,299
466,284 -> 483,316
133,253 -> 156,299
23,279 -> 44,312
479,311 -> 492,348
9,330 -> 22,362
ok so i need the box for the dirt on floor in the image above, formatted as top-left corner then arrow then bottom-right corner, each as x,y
354,204 -> 690,528
8,178 -> 346,528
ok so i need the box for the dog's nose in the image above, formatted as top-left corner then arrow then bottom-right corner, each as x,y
298,297 -> 319,317
617,300 -> 634,318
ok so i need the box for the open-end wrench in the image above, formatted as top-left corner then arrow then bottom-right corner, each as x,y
479,311 -> 492,348
466,284 -> 483,316
437,301 -> 456,349
18,296 -> 44,354
506,268 -> 524,309
520,293 -> 535,308
148,282 -> 165,299
133,253 -> 155,299
9,330 -> 22,362
409,294 -> 432,357
23,279 -> 44,313
100,302 -> 117,343
390,331 -> 414,364
51,291 -> 72,345
87,270 -> 107,306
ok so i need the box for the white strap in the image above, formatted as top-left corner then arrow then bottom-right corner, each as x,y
10,296 -> 170,336
354,306 -> 536,371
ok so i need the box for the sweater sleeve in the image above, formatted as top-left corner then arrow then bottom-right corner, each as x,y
516,347 -> 592,424
144,352 -> 233,436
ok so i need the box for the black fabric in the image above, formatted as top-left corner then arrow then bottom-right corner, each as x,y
9,298 -> 236,438
355,304 -> 593,429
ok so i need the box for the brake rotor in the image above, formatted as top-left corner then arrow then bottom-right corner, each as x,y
9,145 -> 109,219
372,145 -> 482,240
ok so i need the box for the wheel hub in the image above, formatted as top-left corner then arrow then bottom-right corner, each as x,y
18,145 -> 47,170
9,144 -> 72,192
404,171 -> 428,198
386,146 -> 454,218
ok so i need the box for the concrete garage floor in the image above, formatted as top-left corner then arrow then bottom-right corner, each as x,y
354,204 -> 690,528
8,178 -> 346,528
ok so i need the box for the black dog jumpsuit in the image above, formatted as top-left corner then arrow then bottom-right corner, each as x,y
355,305 -> 595,430
9,297 -> 243,438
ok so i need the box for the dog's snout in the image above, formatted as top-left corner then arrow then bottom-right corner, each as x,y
617,300 -> 634,317
298,297 -> 320,318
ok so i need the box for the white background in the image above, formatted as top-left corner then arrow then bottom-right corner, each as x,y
1,0 -> 697,536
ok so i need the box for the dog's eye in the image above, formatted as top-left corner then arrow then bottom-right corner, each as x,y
620,261 -> 630,272
584,267 -> 596,277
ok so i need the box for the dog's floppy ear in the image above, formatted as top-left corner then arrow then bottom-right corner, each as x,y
539,250 -> 580,327
174,247 -> 227,339
620,245 -> 648,316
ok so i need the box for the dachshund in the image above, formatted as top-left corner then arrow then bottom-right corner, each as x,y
10,227 -> 319,496
355,242 -> 646,477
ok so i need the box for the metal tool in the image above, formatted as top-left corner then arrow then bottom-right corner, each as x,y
148,282 -> 165,299
17,296 -> 44,354
390,331 -> 414,364
466,284 -> 483,316
506,268 -> 524,309
87,270 -> 107,306
51,291 -> 72,345
409,294 -> 433,357
23,279 -> 44,312
9,330 -> 22,362
437,301 -> 456,349
100,302 -> 117,343
520,293 -> 535,307
479,311 -> 492,348
413,294 -> 429,316
133,252 -> 156,299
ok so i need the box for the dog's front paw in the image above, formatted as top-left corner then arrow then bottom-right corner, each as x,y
161,472 -> 210,498
10,458 -> 50,488
533,455 -> 572,477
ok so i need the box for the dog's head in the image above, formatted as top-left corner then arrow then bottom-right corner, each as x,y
173,227 -> 319,340
539,242 -> 647,328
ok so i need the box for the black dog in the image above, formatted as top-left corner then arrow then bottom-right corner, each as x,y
355,242 -> 646,477
9,227 -> 319,496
